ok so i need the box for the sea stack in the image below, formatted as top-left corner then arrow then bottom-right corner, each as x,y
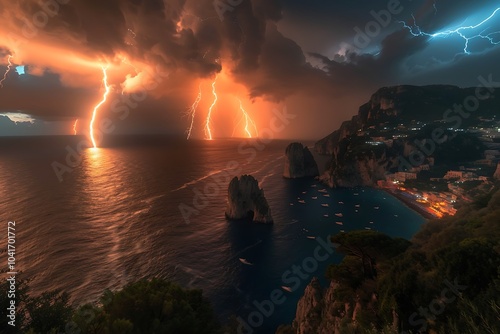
284,142 -> 319,179
225,175 -> 273,224
494,162 -> 500,180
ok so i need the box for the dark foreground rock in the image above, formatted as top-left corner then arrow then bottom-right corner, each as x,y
225,175 -> 273,223
284,142 -> 319,179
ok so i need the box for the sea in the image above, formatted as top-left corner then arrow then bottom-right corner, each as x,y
0,136 -> 425,333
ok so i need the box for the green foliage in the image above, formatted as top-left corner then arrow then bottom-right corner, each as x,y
0,278 -> 222,334
309,187 -> 500,334
99,278 -> 221,334
24,290 -> 73,333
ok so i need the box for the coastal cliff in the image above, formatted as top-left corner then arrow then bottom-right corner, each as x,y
282,278 -> 382,334
277,188 -> 500,334
315,85 -> 497,187
495,162 -> 500,180
225,175 -> 273,223
284,142 -> 319,179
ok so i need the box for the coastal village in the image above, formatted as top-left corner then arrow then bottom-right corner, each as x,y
373,118 -> 500,218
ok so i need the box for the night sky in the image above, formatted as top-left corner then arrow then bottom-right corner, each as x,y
0,0 -> 499,139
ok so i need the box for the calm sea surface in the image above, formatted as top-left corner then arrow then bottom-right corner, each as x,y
0,136 -> 425,333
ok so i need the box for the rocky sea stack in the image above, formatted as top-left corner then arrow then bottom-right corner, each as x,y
225,175 -> 273,224
284,142 -> 319,179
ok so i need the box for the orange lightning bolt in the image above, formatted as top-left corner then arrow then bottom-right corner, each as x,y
204,75 -> 218,140
186,84 -> 202,140
0,55 -> 13,88
238,99 -> 258,138
89,66 -> 110,149
73,119 -> 79,135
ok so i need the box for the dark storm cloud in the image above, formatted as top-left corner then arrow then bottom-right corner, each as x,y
0,0 -> 499,136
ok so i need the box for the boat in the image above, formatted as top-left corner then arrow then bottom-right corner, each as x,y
290,203 -> 294,206
323,194 -> 330,197
323,214 -> 329,217
353,193 -> 359,195
336,222 -> 343,225
298,200 -> 306,204
303,228 -> 309,232
318,189 -> 327,193
340,230 -> 345,233
394,214 -> 399,217
365,227 -> 371,230
302,191 -> 307,194
338,201 -> 344,204
374,206 -> 379,209
355,210 -> 359,213
369,221 -> 374,224
355,204 -> 360,208
335,213 -> 343,217
281,286 -> 293,292
311,184 -> 317,188
321,204 -> 329,207
239,258 -> 253,265
312,196 -> 318,200
307,236 -> 316,240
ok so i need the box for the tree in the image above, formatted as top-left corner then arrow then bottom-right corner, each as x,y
331,231 -> 410,279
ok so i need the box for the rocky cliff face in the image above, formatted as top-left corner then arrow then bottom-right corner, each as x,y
495,163 -> 500,180
314,85 -> 497,187
225,175 -> 273,223
284,142 -> 319,179
319,143 -> 397,188
315,85 -> 475,156
279,278 -> 380,334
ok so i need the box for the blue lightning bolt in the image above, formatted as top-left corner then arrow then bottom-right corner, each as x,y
399,7 -> 500,54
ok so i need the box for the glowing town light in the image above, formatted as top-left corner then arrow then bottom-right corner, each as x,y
0,55 -> 13,88
89,66 -> 110,149
186,84 -> 202,140
238,99 -> 258,138
204,75 -> 218,140
73,119 -> 79,135
399,7 -> 500,54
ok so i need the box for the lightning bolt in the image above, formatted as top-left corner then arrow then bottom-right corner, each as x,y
433,0 -> 438,15
204,75 -> 218,140
73,119 -> 79,135
0,55 -> 13,88
186,84 -> 202,140
237,99 -> 258,138
89,66 -> 110,149
399,7 -> 500,54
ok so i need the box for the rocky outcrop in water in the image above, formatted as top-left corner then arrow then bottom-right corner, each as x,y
225,175 -> 273,223
284,143 -> 319,179
495,163 -> 500,180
